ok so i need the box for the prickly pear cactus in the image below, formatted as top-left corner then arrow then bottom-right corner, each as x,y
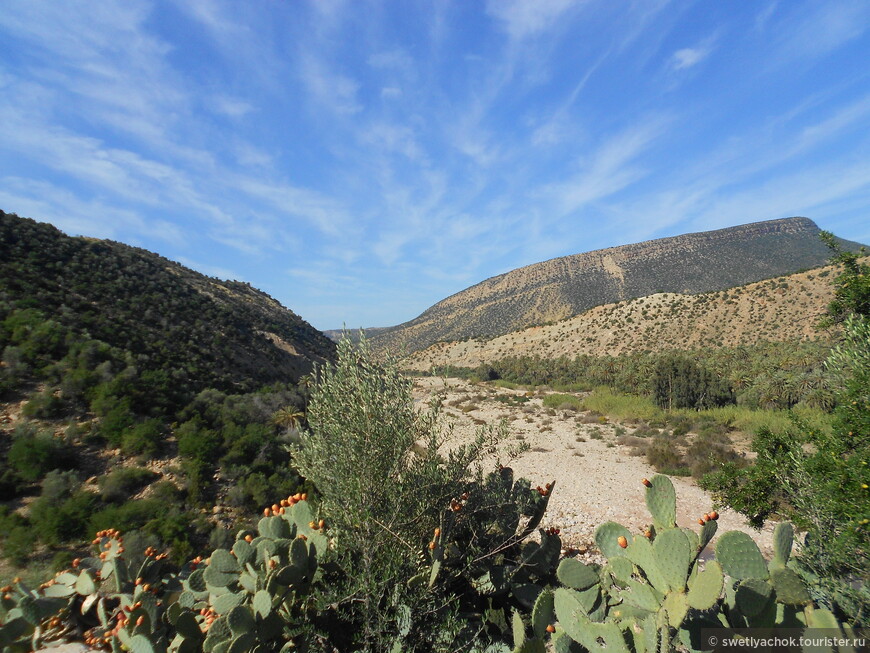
0,496 -> 329,653
545,474 -> 843,652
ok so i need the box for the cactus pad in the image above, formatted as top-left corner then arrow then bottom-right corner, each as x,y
557,558 -> 599,590
512,609 -> 525,648
735,577 -> 772,617
645,475 -> 676,529
699,518 -> 718,551
716,531 -> 768,580
686,560 -> 723,610
653,528 -> 693,591
595,521 -> 632,559
253,589 -> 272,619
609,557 -> 634,585
213,591 -> 245,615
625,536 -> 669,594
770,567 -> 811,605
805,606 -> 840,629
531,590 -> 554,638
620,579 -> 663,613
663,591 -> 689,628
771,522 -> 793,570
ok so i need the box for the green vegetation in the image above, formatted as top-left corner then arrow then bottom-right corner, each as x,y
1,340 -> 854,651
541,393 -> 583,411
0,212 -> 325,571
434,337 -> 836,412
703,235 -> 869,623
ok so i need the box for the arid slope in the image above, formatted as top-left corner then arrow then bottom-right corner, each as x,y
403,263 -> 853,370
372,217 -> 864,356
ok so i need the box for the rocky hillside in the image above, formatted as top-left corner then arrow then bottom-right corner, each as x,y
402,262 -> 854,370
0,210 -> 335,397
372,217 -> 865,355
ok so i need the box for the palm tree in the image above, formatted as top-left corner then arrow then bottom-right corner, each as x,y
273,407 -> 305,430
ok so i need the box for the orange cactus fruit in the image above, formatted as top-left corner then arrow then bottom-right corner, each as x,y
318,519 -> 326,529
309,521 -> 317,529
300,493 -> 308,501
617,536 -> 628,548
698,518 -> 706,525
642,478 -> 652,487
298,534 -> 307,541
546,624 -> 556,633
135,578 -> 142,586
278,507 -> 285,515
434,527 -> 441,537
428,541 -> 436,550
244,534 -> 253,542
280,499 -> 288,507
644,530 -> 652,539
709,511 -> 719,520
264,508 -> 272,517
136,616 -> 145,627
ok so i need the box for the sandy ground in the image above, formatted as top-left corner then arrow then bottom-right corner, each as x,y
413,377 -> 776,563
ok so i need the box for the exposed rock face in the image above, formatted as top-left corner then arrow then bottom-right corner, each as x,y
371,217 -> 865,355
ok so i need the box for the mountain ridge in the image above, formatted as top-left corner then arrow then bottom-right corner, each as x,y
370,217 -> 865,355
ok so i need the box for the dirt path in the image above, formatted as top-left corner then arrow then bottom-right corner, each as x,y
413,377 -> 775,562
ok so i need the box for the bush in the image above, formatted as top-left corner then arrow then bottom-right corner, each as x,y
2,526 -> 34,566
21,388 -> 65,419
100,467 -> 158,503
7,428 -> 74,483
121,419 -> 164,457
542,393 -> 583,411
29,490 -> 99,545
646,437 -> 683,471
292,336 -> 505,650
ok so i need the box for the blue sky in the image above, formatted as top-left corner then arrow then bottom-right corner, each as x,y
1,1 -> 869,330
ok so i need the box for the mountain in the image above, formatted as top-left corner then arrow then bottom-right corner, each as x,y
0,210 -> 335,403
403,262 -> 855,371
370,217 -> 865,355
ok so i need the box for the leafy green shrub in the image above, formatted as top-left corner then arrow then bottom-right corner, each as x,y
21,388 -> 65,419
7,428 -> 74,483
120,418 -> 163,456
293,336 -> 508,650
2,525 -> 33,566
99,467 -> 158,503
645,437 -> 683,472
29,490 -> 99,546
542,393 -> 583,410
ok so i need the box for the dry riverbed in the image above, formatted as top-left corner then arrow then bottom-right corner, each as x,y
413,377 -> 775,563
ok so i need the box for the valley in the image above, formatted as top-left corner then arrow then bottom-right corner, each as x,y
411,377 -> 776,559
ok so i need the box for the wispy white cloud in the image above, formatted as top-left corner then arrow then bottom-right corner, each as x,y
486,0 -> 581,40
671,44 -> 711,70
545,118 -> 670,216
770,1 -> 870,64
0,176 -> 187,247
213,96 -> 255,118
299,54 -> 363,116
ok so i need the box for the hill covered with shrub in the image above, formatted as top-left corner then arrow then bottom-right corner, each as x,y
0,210 -> 334,573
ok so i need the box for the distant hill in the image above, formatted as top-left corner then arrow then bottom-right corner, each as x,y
403,262 -> 858,370
371,217 -> 865,355
0,210 -> 335,402
323,327 -> 390,343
